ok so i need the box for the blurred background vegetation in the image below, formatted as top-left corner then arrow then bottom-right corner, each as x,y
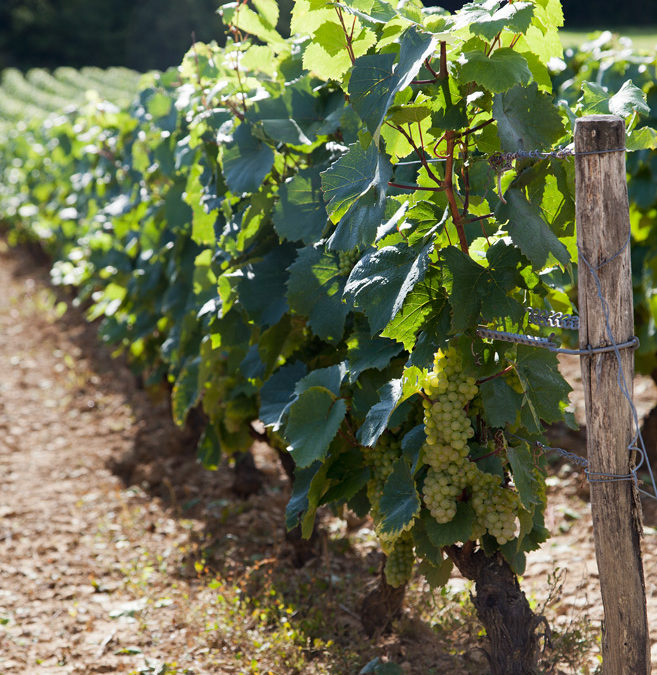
0,0 -> 654,73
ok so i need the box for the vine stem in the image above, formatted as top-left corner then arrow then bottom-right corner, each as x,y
444,131 -> 469,253
476,365 -> 514,385
335,6 -> 356,64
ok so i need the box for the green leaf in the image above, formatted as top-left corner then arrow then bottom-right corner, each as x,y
417,558 -> 453,589
579,80 -> 650,118
172,357 -> 201,427
321,141 -> 392,224
347,327 -> 403,382
220,1 -> 287,51
441,245 -> 524,333
423,502 -> 475,548
493,83 -> 565,152
287,245 -> 351,341
514,346 -> 571,432
626,126 -> 657,151
480,377 -> 523,427
459,48 -> 531,94
197,424 -> 221,470
357,379 -> 403,447
284,387 -> 347,466
380,269 -> 449,350
327,186 -> 389,251
344,240 -> 433,333
348,26 -> 436,134
496,188 -> 570,269
222,123 -> 274,194
378,459 -> 421,537
260,361 -> 307,430
295,364 -> 346,397
507,441 -> 541,510
286,462 -> 324,531
237,244 -> 296,327
273,168 -> 328,244
466,1 -> 534,41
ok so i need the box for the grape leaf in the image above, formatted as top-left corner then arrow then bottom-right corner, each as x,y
287,244 -> 351,341
237,244 -> 296,327
222,123 -> 275,194
480,377 -> 523,427
514,346 -> 571,432
321,141 -> 392,224
260,361 -> 308,430
295,363 -> 346,397
197,424 -> 221,470
459,48 -> 531,94
344,240 -> 433,333
496,188 -> 570,269
441,245 -> 524,333
493,82 -> 565,152
423,502 -> 475,548
273,168 -> 328,244
466,1 -> 534,41
417,558 -> 454,589
378,459 -> 421,537
286,465 -> 315,529
349,26 -> 436,135
285,387 -> 347,466
380,269 -> 450,350
507,441 -> 541,509
357,379 -> 403,447
172,356 -> 201,427
347,329 -> 403,382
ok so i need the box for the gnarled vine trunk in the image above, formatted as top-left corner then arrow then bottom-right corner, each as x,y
448,544 -> 546,675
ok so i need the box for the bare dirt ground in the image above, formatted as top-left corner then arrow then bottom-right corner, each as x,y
1,240 -> 657,674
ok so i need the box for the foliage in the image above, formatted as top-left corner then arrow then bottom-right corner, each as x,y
554,31 -> 657,378
0,0 -> 654,613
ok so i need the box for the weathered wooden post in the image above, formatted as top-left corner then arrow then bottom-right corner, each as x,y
575,114 -> 650,673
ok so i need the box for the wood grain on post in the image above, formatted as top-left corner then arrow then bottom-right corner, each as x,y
575,114 -> 649,674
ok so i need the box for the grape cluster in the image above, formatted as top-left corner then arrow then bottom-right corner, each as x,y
384,532 -> 414,587
421,346 -> 520,545
337,249 -> 360,275
363,434 -> 399,521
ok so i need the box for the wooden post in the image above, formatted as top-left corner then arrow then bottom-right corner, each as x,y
575,114 -> 650,673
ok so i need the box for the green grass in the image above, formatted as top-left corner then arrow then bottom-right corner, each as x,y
560,26 -> 657,51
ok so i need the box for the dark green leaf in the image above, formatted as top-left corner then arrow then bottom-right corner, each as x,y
287,245 -> 350,341
507,441 -> 541,509
260,361 -> 307,430
515,346 -> 571,432
344,240 -> 433,333
423,502 -> 475,548
496,188 -> 570,269
273,167 -> 327,244
493,83 -> 565,152
172,357 -> 201,427
237,244 -> 296,327
349,26 -> 435,134
285,387 -> 347,466
378,459 -> 421,537
480,377 -> 523,427
321,141 -> 392,224
357,379 -> 403,447
223,123 -> 274,194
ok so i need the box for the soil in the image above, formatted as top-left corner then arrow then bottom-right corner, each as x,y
2,240 -> 657,674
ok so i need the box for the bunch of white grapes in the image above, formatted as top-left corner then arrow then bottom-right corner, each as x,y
363,434 -> 399,522
384,532 -> 414,587
422,346 -> 520,545
337,249 -> 360,275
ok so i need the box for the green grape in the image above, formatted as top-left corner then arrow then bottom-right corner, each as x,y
384,533 -> 414,587
364,434 -> 401,520
421,345 -> 521,545
337,249 -> 360,275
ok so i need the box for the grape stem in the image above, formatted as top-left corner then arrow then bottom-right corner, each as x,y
476,365 -> 514,385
